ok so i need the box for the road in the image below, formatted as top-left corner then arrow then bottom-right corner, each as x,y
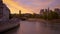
3,20 -> 60,34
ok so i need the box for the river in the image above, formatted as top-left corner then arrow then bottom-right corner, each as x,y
3,20 -> 60,34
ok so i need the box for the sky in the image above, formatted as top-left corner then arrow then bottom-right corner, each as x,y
3,0 -> 60,14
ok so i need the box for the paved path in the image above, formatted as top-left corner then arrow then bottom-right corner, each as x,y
0,18 -> 20,32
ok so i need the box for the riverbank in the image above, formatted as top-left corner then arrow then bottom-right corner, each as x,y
27,18 -> 48,23
27,18 -> 60,23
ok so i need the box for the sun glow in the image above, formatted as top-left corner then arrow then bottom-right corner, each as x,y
3,0 -> 33,14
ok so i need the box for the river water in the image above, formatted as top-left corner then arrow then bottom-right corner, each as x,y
3,21 -> 60,34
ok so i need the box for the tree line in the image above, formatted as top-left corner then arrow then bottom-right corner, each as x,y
9,8 -> 60,20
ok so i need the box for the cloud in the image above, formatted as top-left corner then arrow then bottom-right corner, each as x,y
3,0 -> 60,14
15,0 -> 52,13
3,0 -> 33,14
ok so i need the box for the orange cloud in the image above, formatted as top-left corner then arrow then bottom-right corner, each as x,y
13,0 -> 55,13
3,0 -> 60,14
3,0 -> 33,14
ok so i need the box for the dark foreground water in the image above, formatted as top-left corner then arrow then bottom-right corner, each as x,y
3,21 -> 60,34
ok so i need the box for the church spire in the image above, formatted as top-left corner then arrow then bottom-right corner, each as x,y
47,7 -> 50,13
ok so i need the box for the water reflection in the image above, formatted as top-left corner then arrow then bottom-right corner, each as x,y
3,21 -> 60,34
18,21 -> 60,34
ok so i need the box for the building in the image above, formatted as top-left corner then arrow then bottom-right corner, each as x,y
40,9 -> 44,15
0,0 -> 20,32
0,0 -> 10,22
54,8 -> 60,15
3,4 -> 10,21
0,0 -> 3,18
45,7 -> 50,13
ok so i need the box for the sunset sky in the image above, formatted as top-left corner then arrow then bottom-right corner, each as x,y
3,0 -> 60,14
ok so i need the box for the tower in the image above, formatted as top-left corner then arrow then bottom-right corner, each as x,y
19,10 -> 21,15
19,10 -> 21,17
48,7 -> 50,12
